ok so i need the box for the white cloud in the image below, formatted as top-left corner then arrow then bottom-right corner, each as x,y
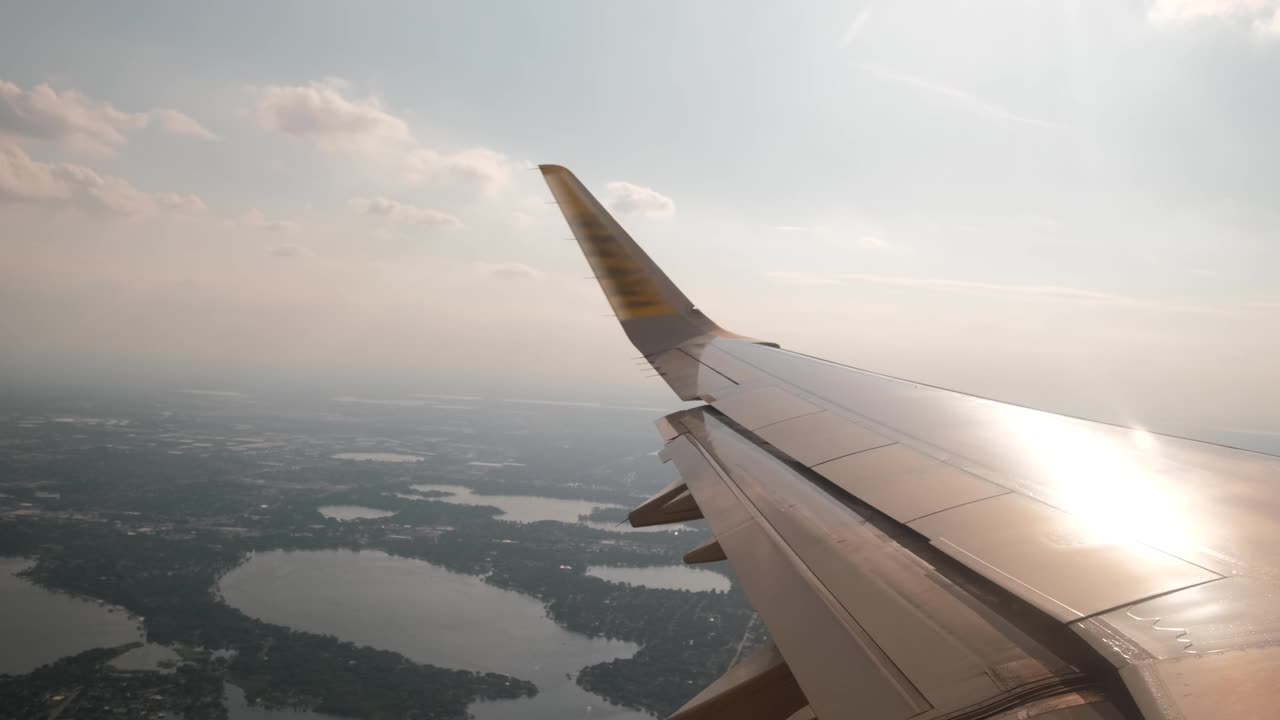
0,80 -> 143,154
71,169 -> 206,216
0,141 -> 204,216
255,80 -> 512,193
0,79 -> 217,154
239,208 -> 300,233
350,196 -> 462,228
1256,7 -> 1280,32
857,235 -> 888,250
1149,0 -> 1280,34
405,146 -> 512,192
857,64 -> 1066,130
148,109 -> 220,141
605,181 -> 675,218
254,79 -> 410,151
0,140 -> 67,201
507,203 -> 560,236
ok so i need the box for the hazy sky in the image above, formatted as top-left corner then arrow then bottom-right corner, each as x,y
2,1 -> 1278,436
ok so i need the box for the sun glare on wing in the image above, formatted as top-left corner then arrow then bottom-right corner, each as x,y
1002,407 -> 1198,558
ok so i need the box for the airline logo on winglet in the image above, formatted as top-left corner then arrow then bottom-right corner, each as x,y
541,165 -> 678,320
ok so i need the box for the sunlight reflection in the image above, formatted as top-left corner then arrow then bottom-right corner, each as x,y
1003,408 -> 1196,557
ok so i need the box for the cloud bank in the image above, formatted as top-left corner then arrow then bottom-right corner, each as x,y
255,79 -> 410,151
0,79 -> 217,154
350,196 -> 462,228
1149,0 -> 1280,34
238,208 -> 300,233
605,181 -> 675,218
0,141 -> 204,216
255,79 -> 511,193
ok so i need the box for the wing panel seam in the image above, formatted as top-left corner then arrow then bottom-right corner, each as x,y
1069,576 -> 1228,625
808,441 -> 899,468
675,346 -> 739,387
904,491 -> 1013,524
932,537 -> 1083,620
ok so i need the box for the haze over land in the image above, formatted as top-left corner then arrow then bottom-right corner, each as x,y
3,2 -> 1280,441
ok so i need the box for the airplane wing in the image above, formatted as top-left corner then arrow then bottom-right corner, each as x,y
540,165 -> 1280,720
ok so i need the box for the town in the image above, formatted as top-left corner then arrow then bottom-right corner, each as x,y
0,385 -> 766,719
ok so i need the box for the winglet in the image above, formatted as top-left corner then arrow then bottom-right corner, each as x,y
540,164 -> 733,356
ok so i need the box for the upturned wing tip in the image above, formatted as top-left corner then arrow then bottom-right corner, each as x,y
538,163 -> 571,177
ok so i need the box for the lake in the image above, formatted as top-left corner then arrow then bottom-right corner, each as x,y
586,565 -> 730,593
0,557 -> 143,675
407,484 -> 685,534
218,550 -> 651,720
109,643 -> 181,673
330,452 -> 424,463
317,505 -> 397,521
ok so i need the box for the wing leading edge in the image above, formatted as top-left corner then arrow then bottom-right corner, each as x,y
541,165 -> 1280,720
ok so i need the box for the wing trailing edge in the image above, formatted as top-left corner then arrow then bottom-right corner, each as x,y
668,642 -> 808,720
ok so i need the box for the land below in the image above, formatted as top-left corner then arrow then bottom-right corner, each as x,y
0,386 -> 766,719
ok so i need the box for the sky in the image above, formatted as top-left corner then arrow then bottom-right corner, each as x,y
1,1 -> 1279,439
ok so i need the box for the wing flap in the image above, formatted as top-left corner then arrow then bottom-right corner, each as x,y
683,538 -> 727,564
668,642 -> 808,720
659,407 -> 1129,719
628,475 -> 702,527
659,418 -> 931,719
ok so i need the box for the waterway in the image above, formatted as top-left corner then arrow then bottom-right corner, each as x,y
407,484 -> 684,534
317,505 -> 396,521
218,550 -> 651,720
0,557 -> 143,675
109,643 -> 181,673
586,565 -> 730,593
330,452 -> 424,463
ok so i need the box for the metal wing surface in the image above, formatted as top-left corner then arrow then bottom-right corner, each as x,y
541,165 -> 1280,720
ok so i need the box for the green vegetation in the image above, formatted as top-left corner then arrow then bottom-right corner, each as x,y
0,643 -> 225,719
578,506 -> 631,524
0,392 -> 761,718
